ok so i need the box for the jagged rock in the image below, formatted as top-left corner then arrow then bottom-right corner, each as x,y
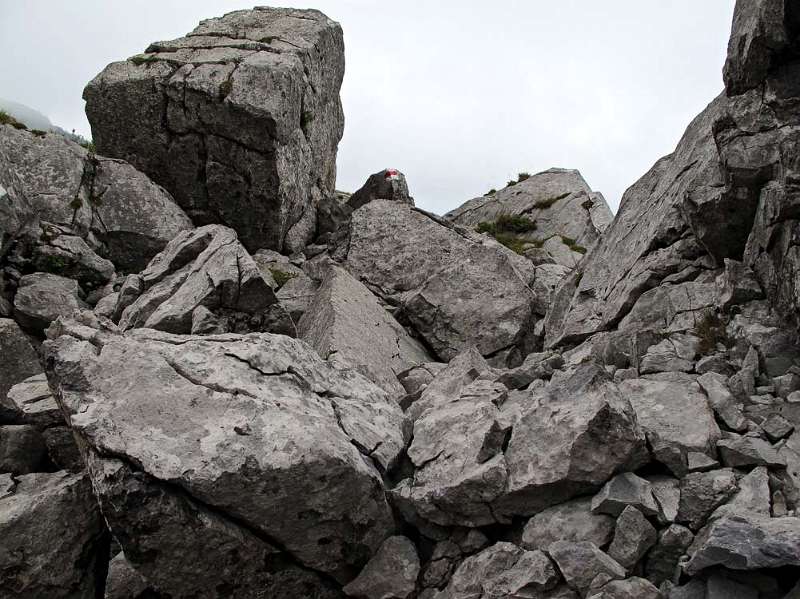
705,574 -> 758,599
0,125 -> 192,272
686,513 -> 800,573
347,169 -> 413,212
0,318 -> 40,408
665,580 -> 706,599
648,475 -> 681,524
591,472 -> 660,518
618,376 -> 720,476
710,466 -> 771,520
277,270 -> 318,322
763,413 -> 794,441
13,272 -> 87,332
1,373 -> 61,427
26,227 -> 115,289
42,426 -> 83,472
697,372 -> 748,432
118,225 -> 293,336
0,471 -> 108,598
496,350 -> 564,390
438,542 -> 560,599
342,536 -> 420,599
85,452 -> 342,598
588,577 -> 661,599
521,497 -> 615,552
638,334 -> 698,374
445,168 -> 612,268
105,552 -> 155,599
84,7 -> 344,253
677,469 -> 738,530
723,0 -> 790,95
0,425 -> 46,474
716,259 -> 763,308
645,524 -> 694,586
298,265 -> 430,397
44,319 -> 404,581
339,198 -> 552,364
607,506 -> 657,571
717,434 -> 786,468
548,541 -> 625,595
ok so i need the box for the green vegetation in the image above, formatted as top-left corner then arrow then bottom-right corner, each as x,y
534,192 -> 570,210
476,214 -> 538,255
80,140 -> 96,153
260,36 -> 276,43
484,188 -> 497,196
560,235 -> 587,254
517,172 -> 531,182
493,233 -> 527,254
219,80 -> 233,99
301,111 -> 314,131
131,54 -> 159,66
581,198 -> 594,210
695,311 -> 728,354
269,268 -> 297,289
0,110 -> 27,130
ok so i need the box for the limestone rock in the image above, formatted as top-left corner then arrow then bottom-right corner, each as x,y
697,372 -> 748,432
717,434 -> 786,468
607,506 -> 657,571
104,552 -> 155,599
340,199 -> 549,363
348,169 -> 413,212
1,373 -> 61,427
342,536 -> 420,599
645,524 -> 694,586
84,7 -> 345,253
619,377 -> 721,476
44,320 -> 404,580
0,471 -> 108,598
588,577 -> 661,599
118,225 -> 292,335
710,465 -> 771,521
548,541 -> 625,595
677,469 -> 738,530
0,318 -> 40,408
298,265 -> 430,397
0,424 -> 46,474
14,272 -> 87,332
521,497 -> 615,552
591,472 -> 660,518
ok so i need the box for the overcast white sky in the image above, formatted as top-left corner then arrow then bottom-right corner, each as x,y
1,1 -> 735,214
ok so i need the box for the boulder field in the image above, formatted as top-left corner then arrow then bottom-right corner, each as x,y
1,2 -> 800,598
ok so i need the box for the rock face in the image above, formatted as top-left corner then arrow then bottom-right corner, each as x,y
0,471 -> 108,598
84,7 -> 345,253
0,318 -> 40,403
445,168 -> 612,268
44,317 -> 404,583
0,125 -> 192,273
298,264 -> 431,397
338,199 -> 561,364
342,536 -> 420,599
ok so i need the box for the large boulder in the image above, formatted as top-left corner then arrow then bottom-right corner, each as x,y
338,199 -> 561,364
0,471 -> 108,598
0,318 -> 40,406
298,264 -> 431,397
13,272 -> 87,332
84,7 -> 345,253
0,124 -> 192,272
44,317 -> 404,582
116,225 -> 293,336
445,168 -> 612,268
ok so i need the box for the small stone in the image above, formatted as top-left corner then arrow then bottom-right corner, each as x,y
343,536 -> 420,599
762,414 -> 794,442
521,497 -> 615,551
717,435 -> 786,468
588,577 -> 661,599
677,469 -> 738,530
1,373 -> 61,428
549,541 -> 625,595
644,524 -> 694,586
607,506 -> 657,571
647,475 -> 680,524
13,273 -> 87,332
686,452 -> 719,473
591,472 -> 660,518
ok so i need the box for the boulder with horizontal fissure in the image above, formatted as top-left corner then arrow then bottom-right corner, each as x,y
84,7 -> 344,253
44,318 -> 403,582
298,264 -> 431,397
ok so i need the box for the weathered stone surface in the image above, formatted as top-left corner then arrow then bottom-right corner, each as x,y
13,272 -> 87,332
340,199 -> 550,363
118,225 -> 292,335
438,542 -> 560,599
710,466 -> 771,521
607,506 -> 657,571
697,372 -> 748,432
25,227 -> 115,289
445,168 -> 612,268
521,496 -> 615,551
0,424 -> 46,474
342,536 -> 420,599
0,125 -> 192,273
645,524 -> 694,586
549,541 -> 625,595
347,169 -> 413,212
588,577 -> 661,599
648,475 -> 681,524
677,469 -> 738,530
1,373 -> 61,427
717,434 -> 786,468
686,513 -> 800,573
298,265 -> 430,397
619,377 -> 720,476
42,426 -> 83,472
104,552 -> 155,599
591,472 -> 660,518
638,334 -> 698,374
0,318 -> 40,409
0,471 -> 108,598
705,574 -> 758,599
84,7 -> 345,253
44,319 -> 404,580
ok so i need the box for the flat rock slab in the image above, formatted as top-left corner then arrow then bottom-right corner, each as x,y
298,264 -> 430,398
44,318 -> 404,581
84,7 -> 344,253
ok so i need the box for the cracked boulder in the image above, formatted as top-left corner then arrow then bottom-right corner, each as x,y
0,471 -> 108,598
13,272 -> 88,332
44,317 -> 404,582
0,318 -> 40,406
342,536 -> 420,599
84,7 -> 345,254
445,168 -> 612,269
117,225 -> 294,336
338,198 -> 556,364
298,264 -> 431,398
0,124 -> 192,273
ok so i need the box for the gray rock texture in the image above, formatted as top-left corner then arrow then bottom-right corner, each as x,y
521,497 -> 615,552
84,7 -> 345,253
298,264 -> 431,397
606,506 -> 657,571
13,272 -> 87,332
548,541 -> 625,595
44,317 -> 404,582
0,471 -> 108,598
342,536 -> 420,599
0,318 -> 40,407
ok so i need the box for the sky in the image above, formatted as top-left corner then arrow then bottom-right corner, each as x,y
1,1 -> 736,215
